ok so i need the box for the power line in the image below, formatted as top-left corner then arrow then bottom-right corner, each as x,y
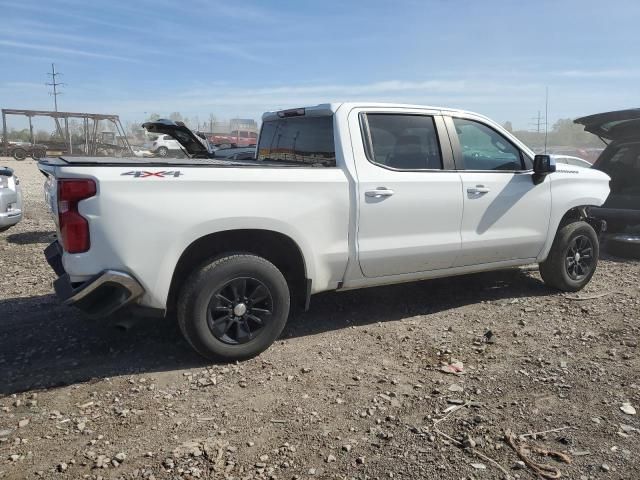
46,63 -> 65,112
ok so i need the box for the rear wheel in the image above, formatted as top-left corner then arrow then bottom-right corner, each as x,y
156,146 -> 169,158
31,149 -> 46,160
540,221 -> 599,292
177,254 -> 290,361
12,148 -> 27,161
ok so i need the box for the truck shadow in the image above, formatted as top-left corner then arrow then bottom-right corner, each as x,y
0,268 -> 551,395
5,230 -> 56,245
284,267 -> 550,338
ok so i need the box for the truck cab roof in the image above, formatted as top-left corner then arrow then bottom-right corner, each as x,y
261,102 -> 489,122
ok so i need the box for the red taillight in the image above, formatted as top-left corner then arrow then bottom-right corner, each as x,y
57,179 -> 96,253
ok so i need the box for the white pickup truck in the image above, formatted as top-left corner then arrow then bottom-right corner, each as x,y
39,103 -> 610,361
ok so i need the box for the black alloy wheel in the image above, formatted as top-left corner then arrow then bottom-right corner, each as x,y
206,277 -> 273,345
565,234 -> 594,280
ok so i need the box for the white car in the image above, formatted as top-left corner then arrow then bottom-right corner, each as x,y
145,133 -> 183,158
0,166 -> 23,232
552,155 -> 593,169
39,103 -> 610,361
145,122 -> 213,158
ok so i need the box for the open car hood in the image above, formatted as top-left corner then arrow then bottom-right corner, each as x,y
575,108 -> 640,141
142,119 -> 212,157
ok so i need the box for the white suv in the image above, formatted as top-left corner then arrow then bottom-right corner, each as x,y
146,134 -> 182,158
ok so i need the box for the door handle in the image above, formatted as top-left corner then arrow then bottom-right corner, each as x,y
467,185 -> 490,194
365,188 -> 395,198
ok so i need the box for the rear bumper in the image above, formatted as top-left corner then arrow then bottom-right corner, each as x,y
0,209 -> 22,227
0,188 -> 22,227
45,241 -> 144,317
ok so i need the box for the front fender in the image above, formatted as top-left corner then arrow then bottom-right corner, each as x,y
537,169 -> 610,261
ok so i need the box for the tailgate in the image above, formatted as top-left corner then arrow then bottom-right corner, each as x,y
38,161 -> 60,226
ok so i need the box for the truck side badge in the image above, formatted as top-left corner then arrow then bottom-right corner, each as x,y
121,171 -> 183,178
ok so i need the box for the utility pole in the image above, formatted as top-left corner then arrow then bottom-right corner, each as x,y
46,63 -> 64,112
529,110 -> 547,134
531,111 -> 543,133
544,86 -> 549,152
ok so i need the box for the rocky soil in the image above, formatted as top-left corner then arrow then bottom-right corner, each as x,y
0,158 -> 638,480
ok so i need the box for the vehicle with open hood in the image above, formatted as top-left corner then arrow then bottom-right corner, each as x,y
575,109 -> 640,258
38,103 -> 610,361
576,109 -> 640,230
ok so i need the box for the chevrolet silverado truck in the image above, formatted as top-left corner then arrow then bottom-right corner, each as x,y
39,103 -> 610,361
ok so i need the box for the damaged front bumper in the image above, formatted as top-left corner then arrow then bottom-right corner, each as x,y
44,241 -> 144,317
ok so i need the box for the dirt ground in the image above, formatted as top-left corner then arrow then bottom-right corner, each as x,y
0,157 -> 638,480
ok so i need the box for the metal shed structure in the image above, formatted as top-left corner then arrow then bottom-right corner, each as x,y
1,108 -> 133,157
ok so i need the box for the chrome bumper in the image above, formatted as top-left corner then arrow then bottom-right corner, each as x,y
45,241 -> 144,317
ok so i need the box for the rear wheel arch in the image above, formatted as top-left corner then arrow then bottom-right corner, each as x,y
167,229 -> 309,313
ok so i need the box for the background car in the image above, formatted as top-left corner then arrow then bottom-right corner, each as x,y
144,134 -> 184,157
213,146 -> 256,160
210,130 -> 258,147
551,154 -> 593,168
0,166 -> 23,232
576,109 -> 640,258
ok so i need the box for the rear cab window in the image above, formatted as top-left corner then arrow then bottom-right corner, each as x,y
257,116 -> 336,167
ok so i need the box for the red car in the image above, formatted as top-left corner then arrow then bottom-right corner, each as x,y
210,130 -> 257,148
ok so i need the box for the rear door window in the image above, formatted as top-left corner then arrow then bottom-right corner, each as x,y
257,116 -> 336,166
363,114 -> 443,170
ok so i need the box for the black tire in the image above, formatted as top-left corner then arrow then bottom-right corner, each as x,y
177,254 -> 290,361
31,149 -> 46,160
12,148 -> 27,161
539,221 -> 599,292
156,146 -> 169,158
606,234 -> 640,260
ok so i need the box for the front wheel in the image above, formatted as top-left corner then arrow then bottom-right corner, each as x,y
12,148 -> 27,161
177,254 -> 290,361
539,221 -> 599,292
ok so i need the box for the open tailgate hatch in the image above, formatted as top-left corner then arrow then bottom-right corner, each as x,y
575,108 -> 640,141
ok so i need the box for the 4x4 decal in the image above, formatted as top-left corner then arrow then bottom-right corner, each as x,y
121,170 -> 183,178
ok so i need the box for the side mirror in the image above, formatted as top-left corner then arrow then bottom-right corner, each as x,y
533,154 -> 556,175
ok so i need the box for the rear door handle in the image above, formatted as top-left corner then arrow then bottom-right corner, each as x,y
467,185 -> 490,194
365,188 -> 394,198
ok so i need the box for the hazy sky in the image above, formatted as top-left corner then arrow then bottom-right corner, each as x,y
1,0 -> 638,129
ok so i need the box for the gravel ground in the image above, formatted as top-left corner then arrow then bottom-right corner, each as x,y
0,157 -> 639,480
